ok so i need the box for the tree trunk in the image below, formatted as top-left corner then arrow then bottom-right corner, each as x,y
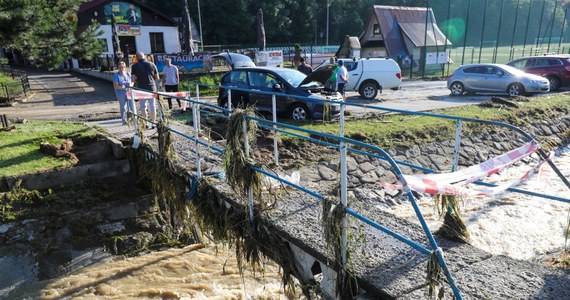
183,0 -> 195,55
256,9 -> 266,51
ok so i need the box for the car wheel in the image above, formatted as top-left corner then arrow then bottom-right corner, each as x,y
359,82 -> 379,99
507,83 -> 525,96
289,103 -> 309,120
450,82 -> 465,96
546,76 -> 561,91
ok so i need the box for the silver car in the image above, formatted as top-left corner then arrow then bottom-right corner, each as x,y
447,64 -> 549,96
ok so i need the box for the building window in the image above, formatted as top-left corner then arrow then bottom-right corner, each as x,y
149,32 -> 165,53
373,24 -> 380,35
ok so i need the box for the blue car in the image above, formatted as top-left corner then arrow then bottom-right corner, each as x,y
217,66 -> 342,120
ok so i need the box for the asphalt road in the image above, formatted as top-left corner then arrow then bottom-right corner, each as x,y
0,68 -> 549,121
0,69 -> 119,121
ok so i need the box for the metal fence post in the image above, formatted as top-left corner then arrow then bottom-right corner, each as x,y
227,88 -> 232,116
272,94 -> 279,165
243,117 -> 255,223
129,88 -> 138,130
193,102 -> 202,179
452,120 -> 463,172
409,55 -> 414,79
339,101 -> 348,272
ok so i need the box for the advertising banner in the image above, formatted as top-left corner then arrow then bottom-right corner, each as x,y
117,25 -> 140,36
153,53 -> 213,73
104,2 -> 142,25
255,51 -> 283,67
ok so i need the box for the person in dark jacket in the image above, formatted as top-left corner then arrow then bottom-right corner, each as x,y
131,51 -> 159,129
297,57 -> 313,75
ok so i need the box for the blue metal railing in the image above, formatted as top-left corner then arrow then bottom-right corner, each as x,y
125,83 -> 570,299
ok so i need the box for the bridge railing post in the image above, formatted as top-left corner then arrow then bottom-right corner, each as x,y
272,94 -> 279,165
195,83 -> 207,168
452,119 -> 463,172
128,88 -> 138,131
339,101 -> 348,269
243,117 -> 255,223
227,88 -> 232,116
193,101 -> 202,179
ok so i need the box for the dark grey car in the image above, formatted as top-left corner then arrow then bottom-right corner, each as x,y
218,66 -> 342,120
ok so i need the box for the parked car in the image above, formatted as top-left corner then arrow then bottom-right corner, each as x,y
211,52 -> 256,70
447,64 -> 550,96
217,66 -> 342,120
315,57 -> 402,99
506,55 -> 570,91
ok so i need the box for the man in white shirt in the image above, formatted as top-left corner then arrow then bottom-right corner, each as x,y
336,59 -> 348,101
162,58 -> 186,111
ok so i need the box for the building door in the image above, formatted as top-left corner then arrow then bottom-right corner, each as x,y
119,36 -> 137,56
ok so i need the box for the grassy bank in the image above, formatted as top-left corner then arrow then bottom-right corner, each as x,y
297,93 -> 570,149
2,93 -> 570,178
0,121 -> 98,177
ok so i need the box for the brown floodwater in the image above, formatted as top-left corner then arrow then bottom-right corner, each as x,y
8,243 -> 307,300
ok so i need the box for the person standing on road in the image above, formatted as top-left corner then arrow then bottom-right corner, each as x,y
297,57 -> 313,75
162,58 -> 186,111
336,59 -> 348,101
131,51 -> 159,129
326,56 -> 338,92
112,61 -> 134,125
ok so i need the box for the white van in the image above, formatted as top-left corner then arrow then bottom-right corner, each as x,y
316,58 -> 402,99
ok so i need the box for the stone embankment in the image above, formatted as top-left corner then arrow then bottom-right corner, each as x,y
308,115 -> 570,207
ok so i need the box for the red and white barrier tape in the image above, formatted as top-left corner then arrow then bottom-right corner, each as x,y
382,141 -> 554,197
127,90 -> 191,100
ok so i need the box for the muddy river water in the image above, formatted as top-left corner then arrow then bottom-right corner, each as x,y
5,148 -> 570,299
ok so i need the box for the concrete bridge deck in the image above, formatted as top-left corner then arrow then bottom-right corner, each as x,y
93,115 -> 570,300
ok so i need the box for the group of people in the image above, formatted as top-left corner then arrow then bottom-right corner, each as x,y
297,56 -> 348,101
112,51 -> 185,129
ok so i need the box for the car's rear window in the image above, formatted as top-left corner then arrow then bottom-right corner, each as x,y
535,59 -> 562,66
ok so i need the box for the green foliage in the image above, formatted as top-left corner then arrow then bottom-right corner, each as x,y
138,0 -> 570,48
0,0 -> 104,68
0,74 -> 19,85
181,74 -> 221,97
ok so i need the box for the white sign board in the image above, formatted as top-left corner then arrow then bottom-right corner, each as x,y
426,52 -> 450,64
255,51 -> 284,67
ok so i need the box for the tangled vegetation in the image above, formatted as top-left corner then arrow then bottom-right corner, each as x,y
435,194 -> 470,244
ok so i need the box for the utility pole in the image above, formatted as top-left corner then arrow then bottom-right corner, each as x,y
197,0 -> 204,51
183,0 -> 195,55
326,0 -> 330,46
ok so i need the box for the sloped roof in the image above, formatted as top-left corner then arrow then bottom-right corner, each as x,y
399,22 -> 448,47
372,5 -> 450,57
335,36 -> 362,58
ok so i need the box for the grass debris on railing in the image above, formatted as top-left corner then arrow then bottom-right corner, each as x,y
435,194 -> 470,244
321,196 -> 358,298
223,107 -> 263,198
129,115 -> 197,253
427,251 -> 445,300
193,178 -> 312,298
